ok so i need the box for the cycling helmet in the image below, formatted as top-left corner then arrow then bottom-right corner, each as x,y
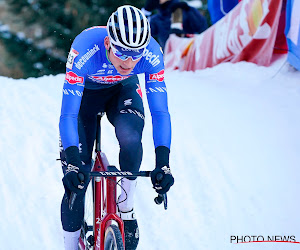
107,5 -> 151,51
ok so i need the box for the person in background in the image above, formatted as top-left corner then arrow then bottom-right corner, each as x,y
208,0 -> 239,24
142,0 -> 161,20
170,1 -> 208,37
142,0 -> 208,50
59,5 -> 174,250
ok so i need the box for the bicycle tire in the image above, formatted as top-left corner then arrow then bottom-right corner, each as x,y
79,180 -> 94,249
104,225 -> 124,250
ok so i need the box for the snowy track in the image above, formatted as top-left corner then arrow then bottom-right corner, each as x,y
1,56 -> 300,249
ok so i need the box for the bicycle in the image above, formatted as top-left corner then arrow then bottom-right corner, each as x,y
69,113 -> 167,250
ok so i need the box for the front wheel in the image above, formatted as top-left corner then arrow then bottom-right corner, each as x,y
104,225 -> 124,250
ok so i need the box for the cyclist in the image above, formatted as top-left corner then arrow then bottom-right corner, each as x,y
59,5 -> 174,250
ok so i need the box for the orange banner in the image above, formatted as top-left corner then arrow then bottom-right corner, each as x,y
165,0 -> 283,71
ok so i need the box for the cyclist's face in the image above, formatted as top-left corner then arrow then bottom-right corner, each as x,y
104,37 -> 141,76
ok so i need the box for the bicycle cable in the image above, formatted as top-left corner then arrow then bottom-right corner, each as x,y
105,177 -> 128,208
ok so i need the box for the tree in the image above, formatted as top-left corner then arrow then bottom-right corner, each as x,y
1,0 -> 145,78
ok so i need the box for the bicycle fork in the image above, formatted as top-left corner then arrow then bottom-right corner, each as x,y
94,175 -> 125,250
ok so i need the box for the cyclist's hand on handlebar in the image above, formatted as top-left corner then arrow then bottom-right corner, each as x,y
62,164 -> 88,194
152,146 -> 174,194
151,165 -> 174,194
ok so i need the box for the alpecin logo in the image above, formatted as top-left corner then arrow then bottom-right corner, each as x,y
149,69 -> 164,82
230,235 -> 299,244
65,71 -> 84,84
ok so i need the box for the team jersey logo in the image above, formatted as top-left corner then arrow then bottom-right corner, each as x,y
91,75 -> 129,83
65,71 -> 84,84
66,48 -> 79,70
136,84 -> 143,99
142,48 -> 160,67
149,70 -> 164,82
75,44 -> 100,70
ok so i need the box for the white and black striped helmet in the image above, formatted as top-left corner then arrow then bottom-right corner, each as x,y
107,5 -> 151,50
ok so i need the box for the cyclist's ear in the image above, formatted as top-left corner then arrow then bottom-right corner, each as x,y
104,37 -> 110,50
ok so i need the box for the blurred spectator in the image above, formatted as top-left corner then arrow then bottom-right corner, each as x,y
142,0 -> 208,50
170,2 -> 208,37
208,0 -> 239,24
142,0 -> 175,50
142,0 -> 161,19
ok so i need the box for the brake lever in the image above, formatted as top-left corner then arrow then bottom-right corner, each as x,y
154,172 -> 168,210
154,193 -> 168,210
69,172 -> 85,211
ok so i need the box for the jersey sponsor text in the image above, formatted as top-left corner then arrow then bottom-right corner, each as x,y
65,71 -> 84,84
75,44 -> 100,70
149,70 -> 164,82
89,75 -> 130,83
143,48 -> 160,67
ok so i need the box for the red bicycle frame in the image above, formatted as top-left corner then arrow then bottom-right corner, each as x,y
77,113 -> 166,249
95,151 -> 125,249
78,151 -> 125,250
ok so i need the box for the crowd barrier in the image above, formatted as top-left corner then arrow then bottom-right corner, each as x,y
165,0 -> 285,71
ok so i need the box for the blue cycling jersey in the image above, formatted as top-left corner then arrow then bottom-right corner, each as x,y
59,26 -> 171,150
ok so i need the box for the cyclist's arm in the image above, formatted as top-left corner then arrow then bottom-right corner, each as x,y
59,28 -> 99,153
142,39 -> 171,150
59,70 -> 85,149
145,71 -> 171,149
59,41 -> 89,165
145,68 -> 172,188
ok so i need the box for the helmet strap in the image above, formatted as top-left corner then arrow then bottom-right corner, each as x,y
106,47 -> 112,64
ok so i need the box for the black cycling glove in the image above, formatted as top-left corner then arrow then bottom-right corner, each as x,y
151,146 -> 174,194
62,146 -> 89,195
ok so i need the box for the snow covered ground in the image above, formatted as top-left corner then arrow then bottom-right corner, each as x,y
1,55 -> 300,249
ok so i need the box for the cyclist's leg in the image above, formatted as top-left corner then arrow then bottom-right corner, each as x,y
106,76 -> 145,176
60,88 -> 109,249
106,76 -> 144,250
59,117 -> 95,249
60,116 -> 95,229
